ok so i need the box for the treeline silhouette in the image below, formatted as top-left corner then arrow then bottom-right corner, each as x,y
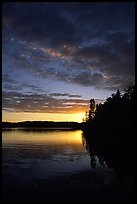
2,121 -> 82,130
82,85 -> 135,180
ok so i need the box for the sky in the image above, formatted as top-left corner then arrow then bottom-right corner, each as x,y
2,2 -> 135,122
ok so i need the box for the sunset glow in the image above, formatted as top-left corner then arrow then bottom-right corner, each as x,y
2,3 -> 135,122
2,130 -> 83,144
2,111 -> 85,123
2,3 -> 135,202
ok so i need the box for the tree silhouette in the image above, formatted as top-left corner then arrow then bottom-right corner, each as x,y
89,99 -> 95,120
82,85 -> 135,180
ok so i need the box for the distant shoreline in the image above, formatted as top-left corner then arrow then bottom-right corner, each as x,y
2,121 -> 83,130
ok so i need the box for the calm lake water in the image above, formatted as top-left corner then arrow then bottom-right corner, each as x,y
2,129 -> 115,189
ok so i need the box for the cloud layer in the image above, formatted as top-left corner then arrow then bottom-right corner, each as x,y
2,91 -> 89,113
2,2 -> 135,114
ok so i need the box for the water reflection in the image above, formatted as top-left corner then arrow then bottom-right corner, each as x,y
2,129 -> 82,145
3,129 -> 119,203
2,130 -> 91,185
81,132 -> 107,169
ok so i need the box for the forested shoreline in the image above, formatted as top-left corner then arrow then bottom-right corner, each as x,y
2,85 -> 135,202
2,121 -> 83,130
82,85 -> 135,182
2,85 -> 135,179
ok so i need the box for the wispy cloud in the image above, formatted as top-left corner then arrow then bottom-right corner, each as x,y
2,91 -> 90,113
49,93 -> 82,98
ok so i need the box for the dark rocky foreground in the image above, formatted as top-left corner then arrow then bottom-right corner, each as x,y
2,169 -> 135,202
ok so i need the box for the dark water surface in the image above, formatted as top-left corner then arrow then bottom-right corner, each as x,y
2,129 -> 120,201
3,130 -> 91,180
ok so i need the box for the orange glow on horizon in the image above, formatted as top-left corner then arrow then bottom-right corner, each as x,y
2,111 -> 85,123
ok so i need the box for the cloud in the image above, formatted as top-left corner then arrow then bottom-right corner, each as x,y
2,3 -> 80,48
2,2 -> 135,94
2,91 -> 89,114
49,93 -> 82,98
70,71 -> 104,87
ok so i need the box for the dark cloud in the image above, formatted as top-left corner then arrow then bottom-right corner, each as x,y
70,71 -> 104,87
3,89 -> 105,114
2,91 -> 89,113
3,2 -> 134,48
75,47 -> 104,59
49,93 -> 82,98
2,2 -> 80,48
2,2 -> 135,99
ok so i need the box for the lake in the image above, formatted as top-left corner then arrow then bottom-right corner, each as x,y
2,129 -> 118,201
2,130 -> 90,186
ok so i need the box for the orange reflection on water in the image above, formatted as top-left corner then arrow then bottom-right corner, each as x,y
2,130 -> 83,145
